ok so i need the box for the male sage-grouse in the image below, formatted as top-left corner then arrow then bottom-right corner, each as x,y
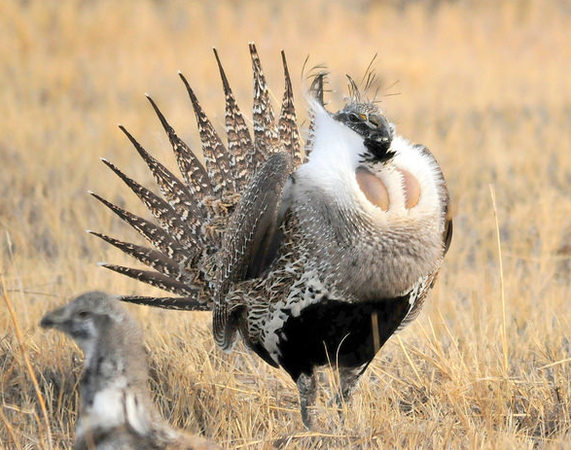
89,43 -> 452,428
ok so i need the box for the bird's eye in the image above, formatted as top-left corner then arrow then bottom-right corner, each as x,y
348,113 -> 360,123
77,311 -> 90,319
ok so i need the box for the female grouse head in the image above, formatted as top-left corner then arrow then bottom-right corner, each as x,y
40,291 -> 136,359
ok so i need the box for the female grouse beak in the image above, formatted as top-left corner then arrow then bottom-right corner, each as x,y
40,306 -> 69,331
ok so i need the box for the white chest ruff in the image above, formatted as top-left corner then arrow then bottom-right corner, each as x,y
77,386 -> 126,438
291,105 -> 446,296
77,382 -> 150,440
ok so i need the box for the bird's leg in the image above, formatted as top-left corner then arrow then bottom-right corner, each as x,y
330,364 -> 368,417
338,365 -> 364,405
296,372 -> 317,429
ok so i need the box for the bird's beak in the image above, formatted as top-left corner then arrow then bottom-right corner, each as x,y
40,305 -> 69,330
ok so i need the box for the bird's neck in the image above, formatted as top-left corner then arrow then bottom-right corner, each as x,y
77,328 -> 153,440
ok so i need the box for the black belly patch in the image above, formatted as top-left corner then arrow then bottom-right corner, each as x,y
277,295 -> 411,381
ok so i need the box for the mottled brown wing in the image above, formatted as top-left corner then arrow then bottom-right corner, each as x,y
213,151 -> 293,349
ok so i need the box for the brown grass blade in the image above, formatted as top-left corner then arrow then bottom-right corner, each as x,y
490,185 -> 509,376
1,276 -> 53,450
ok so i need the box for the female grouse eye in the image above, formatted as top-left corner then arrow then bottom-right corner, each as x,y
77,311 -> 90,319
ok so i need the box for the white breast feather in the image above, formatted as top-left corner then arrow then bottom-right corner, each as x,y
298,102 -> 443,224
391,136 -> 443,218
296,103 -> 365,204
76,382 -> 126,437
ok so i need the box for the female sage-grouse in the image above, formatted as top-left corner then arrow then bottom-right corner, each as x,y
41,291 -> 218,449
89,43 -> 452,428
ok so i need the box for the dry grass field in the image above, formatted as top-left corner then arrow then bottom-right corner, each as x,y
1,0 -> 570,448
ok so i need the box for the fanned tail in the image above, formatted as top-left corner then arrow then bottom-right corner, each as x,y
305,71 -> 328,158
97,263 -> 197,296
213,48 -> 253,190
89,44 -> 299,312
100,158 -> 200,252
89,192 -> 191,265
118,295 -> 210,311
278,50 -> 303,167
146,90 -> 215,202
179,72 -> 236,196
88,231 -> 184,281
249,43 -> 279,168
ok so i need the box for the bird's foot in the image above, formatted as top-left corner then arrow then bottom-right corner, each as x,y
297,372 -> 317,430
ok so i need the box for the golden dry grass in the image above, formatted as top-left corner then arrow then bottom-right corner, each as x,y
1,0 -> 570,448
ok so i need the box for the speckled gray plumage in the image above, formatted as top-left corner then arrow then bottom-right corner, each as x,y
88,44 -> 452,428
40,291 -> 218,449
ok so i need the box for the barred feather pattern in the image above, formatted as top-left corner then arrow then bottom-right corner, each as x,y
118,124 -> 206,241
100,158 -> 200,253
179,73 -> 237,195
213,48 -> 253,190
249,43 -> 280,169
90,45 -> 299,311
90,46 -> 452,428
88,231 -> 183,281
97,263 -> 197,296
304,72 -> 327,159
89,192 -> 191,266
278,51 -> 304,167
149,83 -> 215,202
118,295 -> 211,311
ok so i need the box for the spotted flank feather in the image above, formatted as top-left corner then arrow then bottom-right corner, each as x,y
213,151 -> 293,349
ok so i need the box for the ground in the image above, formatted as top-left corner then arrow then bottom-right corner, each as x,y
1,0 -> 569,448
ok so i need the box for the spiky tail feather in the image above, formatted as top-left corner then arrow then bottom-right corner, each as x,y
118,296 -> 211,312
89,44 -> 301,312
